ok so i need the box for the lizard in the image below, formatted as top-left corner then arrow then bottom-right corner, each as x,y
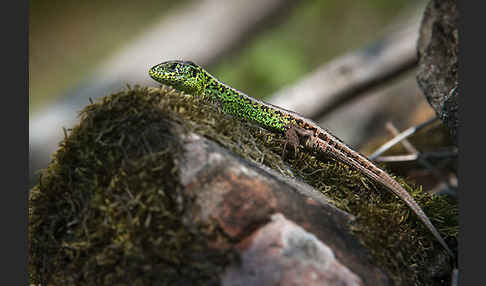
149,60 -> 453,257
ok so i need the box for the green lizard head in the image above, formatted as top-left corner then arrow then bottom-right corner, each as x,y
149,60 -> 206,96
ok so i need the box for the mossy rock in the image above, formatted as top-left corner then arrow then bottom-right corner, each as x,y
29,85 -> 457,285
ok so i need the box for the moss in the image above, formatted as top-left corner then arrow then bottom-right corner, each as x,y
29,85 -> 457,285
29,86 -> 235,285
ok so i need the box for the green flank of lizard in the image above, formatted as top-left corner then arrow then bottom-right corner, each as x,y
149,60 -> 295,132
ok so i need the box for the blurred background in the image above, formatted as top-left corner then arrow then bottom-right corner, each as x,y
30,0 -> 431,186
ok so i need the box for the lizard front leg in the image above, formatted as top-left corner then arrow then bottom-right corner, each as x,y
283,124 -> 319,158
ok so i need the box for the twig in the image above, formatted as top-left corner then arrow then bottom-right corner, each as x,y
374,150 -> 458,162
385,122 -> 418,154
374,154 -> 419,162
368,117 -> 439,160
268,6 -> 424,119
374,119 -> 457,196
383,121 -> 438,172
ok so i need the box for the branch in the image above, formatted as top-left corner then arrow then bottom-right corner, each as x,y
268,8 -> 423,119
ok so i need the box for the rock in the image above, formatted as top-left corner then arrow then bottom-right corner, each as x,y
416,0 -> 459,144
222,213 -> 363,286
29,86 -> 456,285
178,132 -> 391,285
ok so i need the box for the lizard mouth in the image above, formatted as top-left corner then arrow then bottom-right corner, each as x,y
148,68 -> 158,81
149,67 -> 177,83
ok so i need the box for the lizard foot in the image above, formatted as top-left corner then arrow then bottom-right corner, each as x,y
282,125 -> 300,159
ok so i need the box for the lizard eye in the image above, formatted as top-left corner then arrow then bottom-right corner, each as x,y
167,63 -> 178,71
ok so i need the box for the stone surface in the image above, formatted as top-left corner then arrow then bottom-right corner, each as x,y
416,0 -> 458,144
222,213 -> 363,286
177,131 -> 391,285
